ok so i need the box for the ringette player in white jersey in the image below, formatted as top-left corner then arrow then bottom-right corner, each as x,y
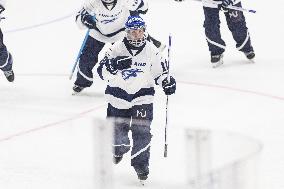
97,15 -> 176,182
73,0 -> 164,94
0,0 -> 14,82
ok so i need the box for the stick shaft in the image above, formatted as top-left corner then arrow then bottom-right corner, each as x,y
69,29 -> 90,80
164,34 -> 172,158
192,0 -> 256,13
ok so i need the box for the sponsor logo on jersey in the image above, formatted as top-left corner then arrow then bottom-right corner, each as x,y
133,62 -> 146,67
121,68 -> 143,80
99,10 -> 122,24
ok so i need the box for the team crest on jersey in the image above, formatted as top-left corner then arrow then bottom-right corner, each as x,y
121,68 -> 143,80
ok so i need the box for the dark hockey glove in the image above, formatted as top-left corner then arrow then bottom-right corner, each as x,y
220,0 -> 232,12
81,9 -> 96,29
162,76 -> 176,95
105,56 -> 132,74
0,4 -> 5,14
130,9 -> 148,16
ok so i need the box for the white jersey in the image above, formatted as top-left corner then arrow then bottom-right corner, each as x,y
77,0 -> 148,43
0,0 -> 6,8
202,0 -> 241,9
98,39 -> 168,109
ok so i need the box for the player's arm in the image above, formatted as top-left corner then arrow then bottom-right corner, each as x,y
128,0 -> 149,16
75,6 -> 96,30
151,52 -> 176,95
97,47 -> 132,80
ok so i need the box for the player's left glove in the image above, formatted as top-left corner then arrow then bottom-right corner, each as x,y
0,4 -> 5,14
220,0 -> 232,12
80,8 -> 96,29
162,76 -> 176,95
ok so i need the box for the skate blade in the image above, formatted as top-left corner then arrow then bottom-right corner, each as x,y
248,58 -> 255,63
212,60 -> 224,68
72,91 -> 81,96
139,180 -> 146,186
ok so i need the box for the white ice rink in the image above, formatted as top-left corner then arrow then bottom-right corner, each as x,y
0,0 -> 283,188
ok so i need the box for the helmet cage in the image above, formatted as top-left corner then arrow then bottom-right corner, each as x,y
126,32 -> 147,47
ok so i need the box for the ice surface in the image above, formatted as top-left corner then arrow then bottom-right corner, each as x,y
0,0 -> 283,188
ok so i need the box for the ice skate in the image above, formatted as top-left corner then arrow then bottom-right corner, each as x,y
211,54 -> 224,68
137,172 -> 148,185
72,85 -> 84,95
244,51 -> 255,63
3,70 -> 14,82
139,179 -> 146,186
113,155 -> 123,164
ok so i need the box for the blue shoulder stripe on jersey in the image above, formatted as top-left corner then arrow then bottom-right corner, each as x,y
105,86 -> 155,102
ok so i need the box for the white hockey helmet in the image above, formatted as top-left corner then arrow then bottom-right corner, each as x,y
125,16 -> 147,48
101,0 -> 115,4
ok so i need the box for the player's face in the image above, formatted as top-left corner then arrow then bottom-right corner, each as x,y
127,28 -> 145,41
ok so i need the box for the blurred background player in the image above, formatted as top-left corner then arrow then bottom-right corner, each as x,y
73,0 -> 165,94
0,0 -> 14,82
203,0 -> 255,67
175,0 -> 255,68
97,15 -> 176,182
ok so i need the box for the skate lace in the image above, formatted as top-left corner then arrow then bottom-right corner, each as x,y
4,70 -> 13,77
212,55 -> 221,58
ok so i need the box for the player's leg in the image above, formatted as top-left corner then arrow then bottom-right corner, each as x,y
224,3 -> 255,60
107,104 -> 131,164
203,7 -> 226,67
0,28 -> 14,82
73,36 -> 105,93
130,103 -> 153,181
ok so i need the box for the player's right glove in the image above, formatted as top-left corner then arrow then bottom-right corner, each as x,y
162,76 -> 176,95
0,4 -> 5,14
105,56 -> 132,74
220,0 -> 232,12
80,8 -> 96,29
